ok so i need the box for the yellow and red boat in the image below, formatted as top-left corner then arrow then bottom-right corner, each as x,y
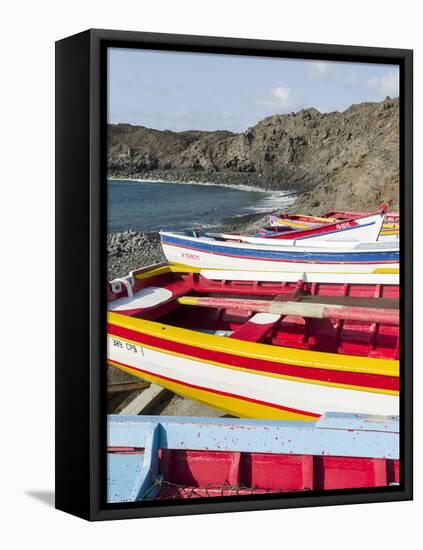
107,264 -> 399,421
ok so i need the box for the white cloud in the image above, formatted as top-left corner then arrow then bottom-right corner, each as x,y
253,86 -> 298,110
367,70 -> 399,98
307,62 -> 399,99
270,86 -> 293,106
307,62 -> 359,87
306,61 -> 333,79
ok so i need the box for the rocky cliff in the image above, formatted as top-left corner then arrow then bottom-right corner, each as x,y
108,97 -> 399,212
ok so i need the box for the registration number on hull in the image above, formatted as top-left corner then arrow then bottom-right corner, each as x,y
109,337 -> 144,357
181,251 -> 200,261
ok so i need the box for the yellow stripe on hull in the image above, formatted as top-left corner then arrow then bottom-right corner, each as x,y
380,230 -> 400,236
108,360 -> 315,421
372,268 -> 399,274
108,330 -> 398,396
108,312 -> 399,378
134,264 -> 200,280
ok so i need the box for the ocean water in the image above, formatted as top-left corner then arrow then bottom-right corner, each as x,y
107,179 -> 295,234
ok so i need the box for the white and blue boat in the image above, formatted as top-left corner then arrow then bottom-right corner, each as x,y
159,230 -> 399,273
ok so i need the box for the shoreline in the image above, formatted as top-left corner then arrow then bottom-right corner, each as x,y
107,174 -> 299,198
107,176 -> 298,238
107,167 -> 311,193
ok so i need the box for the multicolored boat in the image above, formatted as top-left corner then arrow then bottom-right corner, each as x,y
159,231 -> 399,273
107,413 -> 400,502
107,264 -> 399,421
250,212 -> 385,242
269,210 -> 399,241
326,211 -> 400,240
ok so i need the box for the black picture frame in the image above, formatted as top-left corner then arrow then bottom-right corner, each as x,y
55,28 -> 413,521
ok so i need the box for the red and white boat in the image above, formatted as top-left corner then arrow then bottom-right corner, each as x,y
269,209 -> 399,241
107,264 -> 399,421
247,212 -> 385,242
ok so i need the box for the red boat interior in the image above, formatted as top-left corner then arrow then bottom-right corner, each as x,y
107,446 -> 400,500
109,270 -> 400,360
258,225 -> 299,235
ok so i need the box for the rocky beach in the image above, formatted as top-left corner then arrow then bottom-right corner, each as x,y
107,231 -> 165,280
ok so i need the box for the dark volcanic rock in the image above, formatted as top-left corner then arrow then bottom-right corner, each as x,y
108,98 -> 399,209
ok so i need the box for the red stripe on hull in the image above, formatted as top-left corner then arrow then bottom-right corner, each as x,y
108,323 -> 398,392
109,358 -> 320,418
164,241 -> 398,265
265,219 -> 359,240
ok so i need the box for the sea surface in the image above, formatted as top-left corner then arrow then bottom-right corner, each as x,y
108,179 -> 295,233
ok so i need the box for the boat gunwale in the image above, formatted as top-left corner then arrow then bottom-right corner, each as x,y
131,264 -> 400,283
160,230 -> 400,254
107,311 -> 399,378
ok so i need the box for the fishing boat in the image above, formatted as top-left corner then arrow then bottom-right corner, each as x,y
269,213 -> 343,230
270,210 -> 399,241
107,413 -> 400,502
324,211 -> 400,240
107,264 -> 399,421
159,230 -> 399,273
245,212 -> 385,242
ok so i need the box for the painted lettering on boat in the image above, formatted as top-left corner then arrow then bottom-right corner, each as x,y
336,221 -> 352,230
182,252 -> 200,261
111,337 -> 144,357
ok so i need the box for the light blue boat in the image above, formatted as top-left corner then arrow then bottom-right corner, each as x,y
107,413 -> 400,503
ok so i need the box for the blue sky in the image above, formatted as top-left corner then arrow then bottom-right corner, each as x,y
108,47 -> 399,133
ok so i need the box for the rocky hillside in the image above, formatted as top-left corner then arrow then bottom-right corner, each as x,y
108,97 -> 399,211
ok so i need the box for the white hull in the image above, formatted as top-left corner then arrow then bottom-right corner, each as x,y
161,242 -> 398,274
217,233 -> 398,246
378,233 -> 400,242
107,335 -> 399,418
199,268 -> 400,285
269,216 -> 399,242
260,213 -> 384,242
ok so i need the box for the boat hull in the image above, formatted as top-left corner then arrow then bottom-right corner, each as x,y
260,213 -> 384,241
160,232 -> 399,274
107,414 -> 400,502
108,312 -> 399,420
269,213 -> 399,241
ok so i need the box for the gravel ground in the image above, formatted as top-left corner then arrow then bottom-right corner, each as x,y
107,231 -> 166,281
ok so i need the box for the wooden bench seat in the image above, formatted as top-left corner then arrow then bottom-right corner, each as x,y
229,313 -> 281,343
